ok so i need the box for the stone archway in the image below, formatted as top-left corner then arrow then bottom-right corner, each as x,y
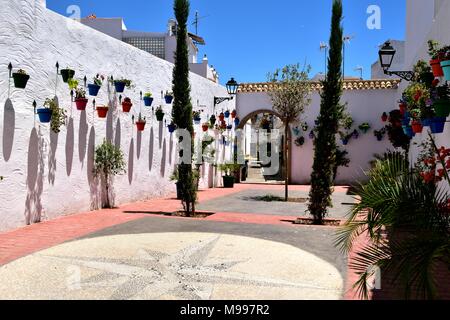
237,109 -> 292,183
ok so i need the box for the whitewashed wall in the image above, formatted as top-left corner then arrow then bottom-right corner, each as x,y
237,86 -> 399,185
0,0 -> 234,231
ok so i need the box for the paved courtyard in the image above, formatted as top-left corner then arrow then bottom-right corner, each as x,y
0,184 -> 360,300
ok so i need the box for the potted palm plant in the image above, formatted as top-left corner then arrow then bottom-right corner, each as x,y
122,97 -> 133,113
143,92 -> 153,107
135,113 -> 146,131
164,91 -> 174,104
87,74 -> 103,96
155,106 -> 165,121
12,69 -> 30,89
113,78 -> 132,93
60,67 -> 75,83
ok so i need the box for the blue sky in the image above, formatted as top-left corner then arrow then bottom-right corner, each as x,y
47,0 -> 406,84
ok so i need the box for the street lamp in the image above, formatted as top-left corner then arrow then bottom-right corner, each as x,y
378,41 -> 415,81
214,77 -> 239,107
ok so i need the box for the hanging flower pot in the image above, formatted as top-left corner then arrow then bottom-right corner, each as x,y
433,100 -> 450,118
399,103 -> 407,115
224,110 -> 230,118
136,121 -> 146,131
226,125 -> 233,130
143,96 -> 153,107
381,112 -> 388,122
376,134 -> 383,142
219,112 -> 225,122
36,108 -> 52,123
12,71 -> 30,89
75,98 -> 88,111
168,123 -> 177,133
234,117 -> 240,127
231,110 -> 237,119
210,115 -> 216,126
202,123 -> 209,132
164,94 -> 174,104
294,136 -> 305,147
430,59 -> 444,77
341,138 -> 349,146
155,107 -> 165,121
309,131 -> 315,140
440,60 -> 450,81
402,125 -> 414,138
87,84 -> 101,96
352,130 -> 359,139
96,106 -> 109,118
421,118 -> 432,127
401,112 -> 411,126
193,117 -> 201,125
411,120 -> 423,134
60,69 -> 75,83
430,117 -> 446,134
122,98 -> 133,113
113,80 -> 127,93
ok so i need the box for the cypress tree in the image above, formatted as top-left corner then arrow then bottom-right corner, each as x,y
172,0 -> 197,216
308,0 -> 344,225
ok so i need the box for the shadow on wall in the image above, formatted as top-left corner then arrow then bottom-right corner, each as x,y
24,127 -> 44,225
149,127 -> 154,172
48,130 -> 58,185
114,118 -> 121,148
136,130 -> 142,159
66,117 -> 74,176
161,138 -> 167,177
128,138 -> 134,185
3,98 -> 15,162
87,126 -> 100,210
169,134 -> 173,165
78,110 -> 88,165
159,121 -> 163,149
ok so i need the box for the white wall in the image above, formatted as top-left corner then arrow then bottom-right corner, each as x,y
237,86 -> 398,185
0,0 -> 233,231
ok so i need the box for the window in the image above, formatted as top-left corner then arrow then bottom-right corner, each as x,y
123,37 -> 165,59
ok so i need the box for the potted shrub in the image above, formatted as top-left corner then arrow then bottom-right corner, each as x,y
193,111 -> 201,124
12,69 -> 30,89
74,87 -> 88,111
122,97 -> 133,113
432,84 -> 450,118
93,139 -> 126,209
135,113 -> 146,131
155,106 -> 164,121
96,105 -> 109,118
168,121 -> 177,133
428,40 -> 445,77
358,123 -> 371,134
87,74 -> 104,96
164,91 -> 174,104
413,60 -> 434,87
113,78 -> 132,93
60,67 -> 75,83
210,114 -> 216,126
219,164 -> 237,188
143,92 -> 153,107
40,97 -> 66,133
202,122 -> 209,132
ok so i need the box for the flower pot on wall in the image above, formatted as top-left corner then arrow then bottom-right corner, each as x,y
75,98 -> 88,111
210,115 -> 216,126
87,84 -> 100,96
224,110 -> 230,118
234,118 -> 240,126
12,73 -> 30,89
440,60 -> 450,81
60,69 -> 75,83
122,100 -> 133,113
36,108 -> 52,123
156,113 -> 164,122
433,100 -> 450,118
430,59 -> 444,77
219,113 -> 225,122
402,125 -> 414,138
222,176 -> 235,188
114,81 -> 126,93
421,118 -> 432,127
194,117 -> 201,124
143,96 -> 153,107
165,95 -> 173,104
168,124 -> 176,133
430,117 -> 446,134
202,124 -> 209,132
399,103 -> 407,115
136,121 -> 146,131
411,120 -> 423,134
96,106 -> 109,118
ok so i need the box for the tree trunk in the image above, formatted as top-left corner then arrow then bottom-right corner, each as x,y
285,123 -> 289,202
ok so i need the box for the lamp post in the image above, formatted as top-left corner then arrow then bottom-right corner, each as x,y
214,77 -> 239,107
378,41 -> 415,81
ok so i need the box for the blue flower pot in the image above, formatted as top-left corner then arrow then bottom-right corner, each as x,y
114,81 -> 126,93
430,117 -> 446,134
341,139 -> 349,146
165,95 -> 173,104
143,96 -> 153,107
194,117 -> 201,124
440,60 -> 450,82
234,118 -> 240,126
402,125 -> 414,138
88,84 -> 100,96
401,112 -> 411,126
421,118 -> 432,127
36,108 -> 52,123
168,124 -> 176,133
224,111 -> 230,118
227,125 -> 233,130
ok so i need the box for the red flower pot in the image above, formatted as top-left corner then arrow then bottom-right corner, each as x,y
411,120 -> 423,134
75,98 -> 88,111
202,124 -> 209,132
231,110 -> 237,119
219,113 -> 225,121
136,121 -> 146,131
399,103 -> 407,115
381,113 -> 388,122
430,59 -> 444,77
122,101 -> 133,113
96,106 -> 109,118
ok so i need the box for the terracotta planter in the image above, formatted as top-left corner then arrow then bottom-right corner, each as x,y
219,113 -> 225,121
430,59 -> 444,77
75,98 -> 88,111
96,106 -> 109,118
136,121 -> 146,131
231,110 -> 237,118
122,101 -> 133,113
411,120 -> 423,134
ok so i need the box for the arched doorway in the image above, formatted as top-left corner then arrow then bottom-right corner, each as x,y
237,109 -> 291,184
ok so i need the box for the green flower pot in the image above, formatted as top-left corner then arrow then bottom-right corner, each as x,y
433,100 -> 450,118
440,60 -> 450,81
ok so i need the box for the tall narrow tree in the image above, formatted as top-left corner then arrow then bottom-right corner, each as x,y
172,0 -> 197,216
308,0 -> 344,225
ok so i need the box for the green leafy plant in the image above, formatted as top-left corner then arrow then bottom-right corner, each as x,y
93,140 -> 126,209
74,86 -> 86,99
155,105 -> 164,117
44,97 -> 66,134
404,82 -> 430,108
113,78 -> 133,89
16,69 -> 27,75
165,91 -> 173,97
68,78 -> 79,90
219,163 -> 241,177
358,123 -> 371,132
192,110 -> 201,119
93,74 -> 104,86
136,112 -> 146,123
144,92 -> 152,98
